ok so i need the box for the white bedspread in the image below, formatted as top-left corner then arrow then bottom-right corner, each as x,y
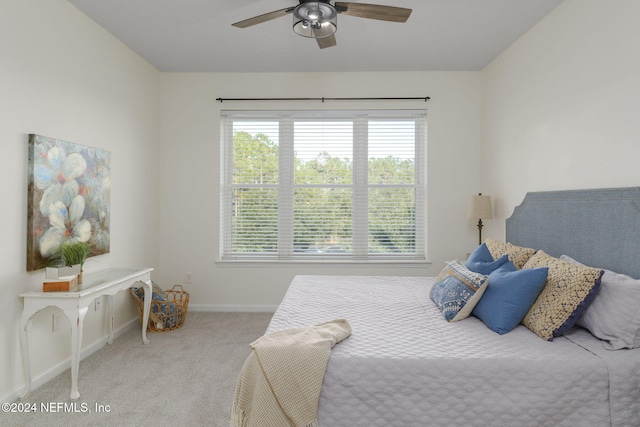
267,275 -> 640,426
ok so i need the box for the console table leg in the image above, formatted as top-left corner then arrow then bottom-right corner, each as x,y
141,280 -> 152,344
18,314 -> 33,399
64,306 -> 88,400
107,295 -> 115,345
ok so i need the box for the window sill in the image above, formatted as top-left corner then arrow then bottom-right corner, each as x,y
215,258 -> 432,268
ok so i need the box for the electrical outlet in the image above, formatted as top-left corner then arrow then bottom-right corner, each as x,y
52,313 -> 61,332
94,298 -> 102,311
185,272 -> 192,284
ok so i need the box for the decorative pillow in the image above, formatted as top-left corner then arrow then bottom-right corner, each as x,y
132,281 -> 167,301
472,261 -> 548,335
561,255 -> 640,350
430,261 -> 489,322
522,251 -> 603,341
485,238 -> 536,269
466,243 -> 510,275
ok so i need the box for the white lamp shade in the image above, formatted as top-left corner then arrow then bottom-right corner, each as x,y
467,194 -> 493,220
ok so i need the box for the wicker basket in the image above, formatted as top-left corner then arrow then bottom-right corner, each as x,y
130,284 -> 190,332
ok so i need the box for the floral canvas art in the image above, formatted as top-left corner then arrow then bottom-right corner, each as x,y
27,134 -> 110,271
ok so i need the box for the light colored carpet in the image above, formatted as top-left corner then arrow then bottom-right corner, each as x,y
3,312 -> 272,427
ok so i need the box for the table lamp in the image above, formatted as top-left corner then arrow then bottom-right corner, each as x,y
467,193 -> 493,245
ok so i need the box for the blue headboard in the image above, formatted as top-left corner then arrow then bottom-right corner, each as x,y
506,187 -> 640,279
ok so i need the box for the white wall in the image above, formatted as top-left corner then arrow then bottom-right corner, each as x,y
0,0 -> 160,400
482,0 -> 640,238
157,72 -> 484,309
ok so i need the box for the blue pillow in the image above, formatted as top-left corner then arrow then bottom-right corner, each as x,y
472,261 -> 549,334
466,243 -> 510,275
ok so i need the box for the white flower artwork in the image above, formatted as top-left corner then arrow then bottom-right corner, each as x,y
27,134 -> 111,271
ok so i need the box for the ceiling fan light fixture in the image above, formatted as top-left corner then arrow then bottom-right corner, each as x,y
293,1 -> 337,38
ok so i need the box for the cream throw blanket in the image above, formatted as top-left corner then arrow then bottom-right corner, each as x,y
231,319 -> 351,427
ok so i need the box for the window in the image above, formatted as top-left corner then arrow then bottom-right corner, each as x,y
220,110 -> 427,262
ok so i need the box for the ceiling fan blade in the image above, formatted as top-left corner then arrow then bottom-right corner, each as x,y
316,34 -> 337,49
335,2 -> 412,23
232,7 -> 294,28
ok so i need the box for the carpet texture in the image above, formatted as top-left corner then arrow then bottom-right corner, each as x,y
3,312 -> 272,427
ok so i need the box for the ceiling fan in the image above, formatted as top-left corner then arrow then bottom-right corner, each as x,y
232,1 -> 412,49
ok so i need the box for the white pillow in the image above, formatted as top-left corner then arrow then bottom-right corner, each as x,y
561,255 -> 640,350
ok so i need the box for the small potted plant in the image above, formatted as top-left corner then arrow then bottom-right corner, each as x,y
50,241 -> 92,283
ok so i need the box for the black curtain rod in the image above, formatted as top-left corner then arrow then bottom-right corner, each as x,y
216,96 -> 430,103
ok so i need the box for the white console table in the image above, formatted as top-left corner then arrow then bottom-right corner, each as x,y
19,267 -> 153,400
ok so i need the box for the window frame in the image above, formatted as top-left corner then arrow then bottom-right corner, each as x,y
219,109 -> 428,264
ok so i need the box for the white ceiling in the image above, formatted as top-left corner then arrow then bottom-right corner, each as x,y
67,0 -> 563,73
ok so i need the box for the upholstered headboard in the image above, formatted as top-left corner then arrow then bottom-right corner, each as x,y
506,187 -> 640,279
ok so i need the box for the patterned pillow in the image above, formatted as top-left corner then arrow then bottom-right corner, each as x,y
465,243 -> 510,275
132,281 -> 167,301
485,238 -> 536,269
430,260 -> 489,322
522,251 -> 603,341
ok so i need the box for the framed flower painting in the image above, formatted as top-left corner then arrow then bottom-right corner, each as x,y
27,134 -> 111,271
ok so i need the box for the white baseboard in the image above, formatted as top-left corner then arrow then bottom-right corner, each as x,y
189,304 -> 277,313
2,317 -> 138,404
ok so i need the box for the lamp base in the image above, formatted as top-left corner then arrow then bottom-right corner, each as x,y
476,219 -> 484,246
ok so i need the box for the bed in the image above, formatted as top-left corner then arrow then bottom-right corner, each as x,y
262,187 -> 640,426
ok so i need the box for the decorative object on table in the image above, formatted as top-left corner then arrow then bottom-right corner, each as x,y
27,134 -> 111,271
130,282 -> 190,332
45,265 -> 80,279
467,193 -> 493,245
42,274 -> 79,292
47,241 -> 92,283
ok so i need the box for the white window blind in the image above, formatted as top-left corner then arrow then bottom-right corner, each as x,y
220,110 -> 427,261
